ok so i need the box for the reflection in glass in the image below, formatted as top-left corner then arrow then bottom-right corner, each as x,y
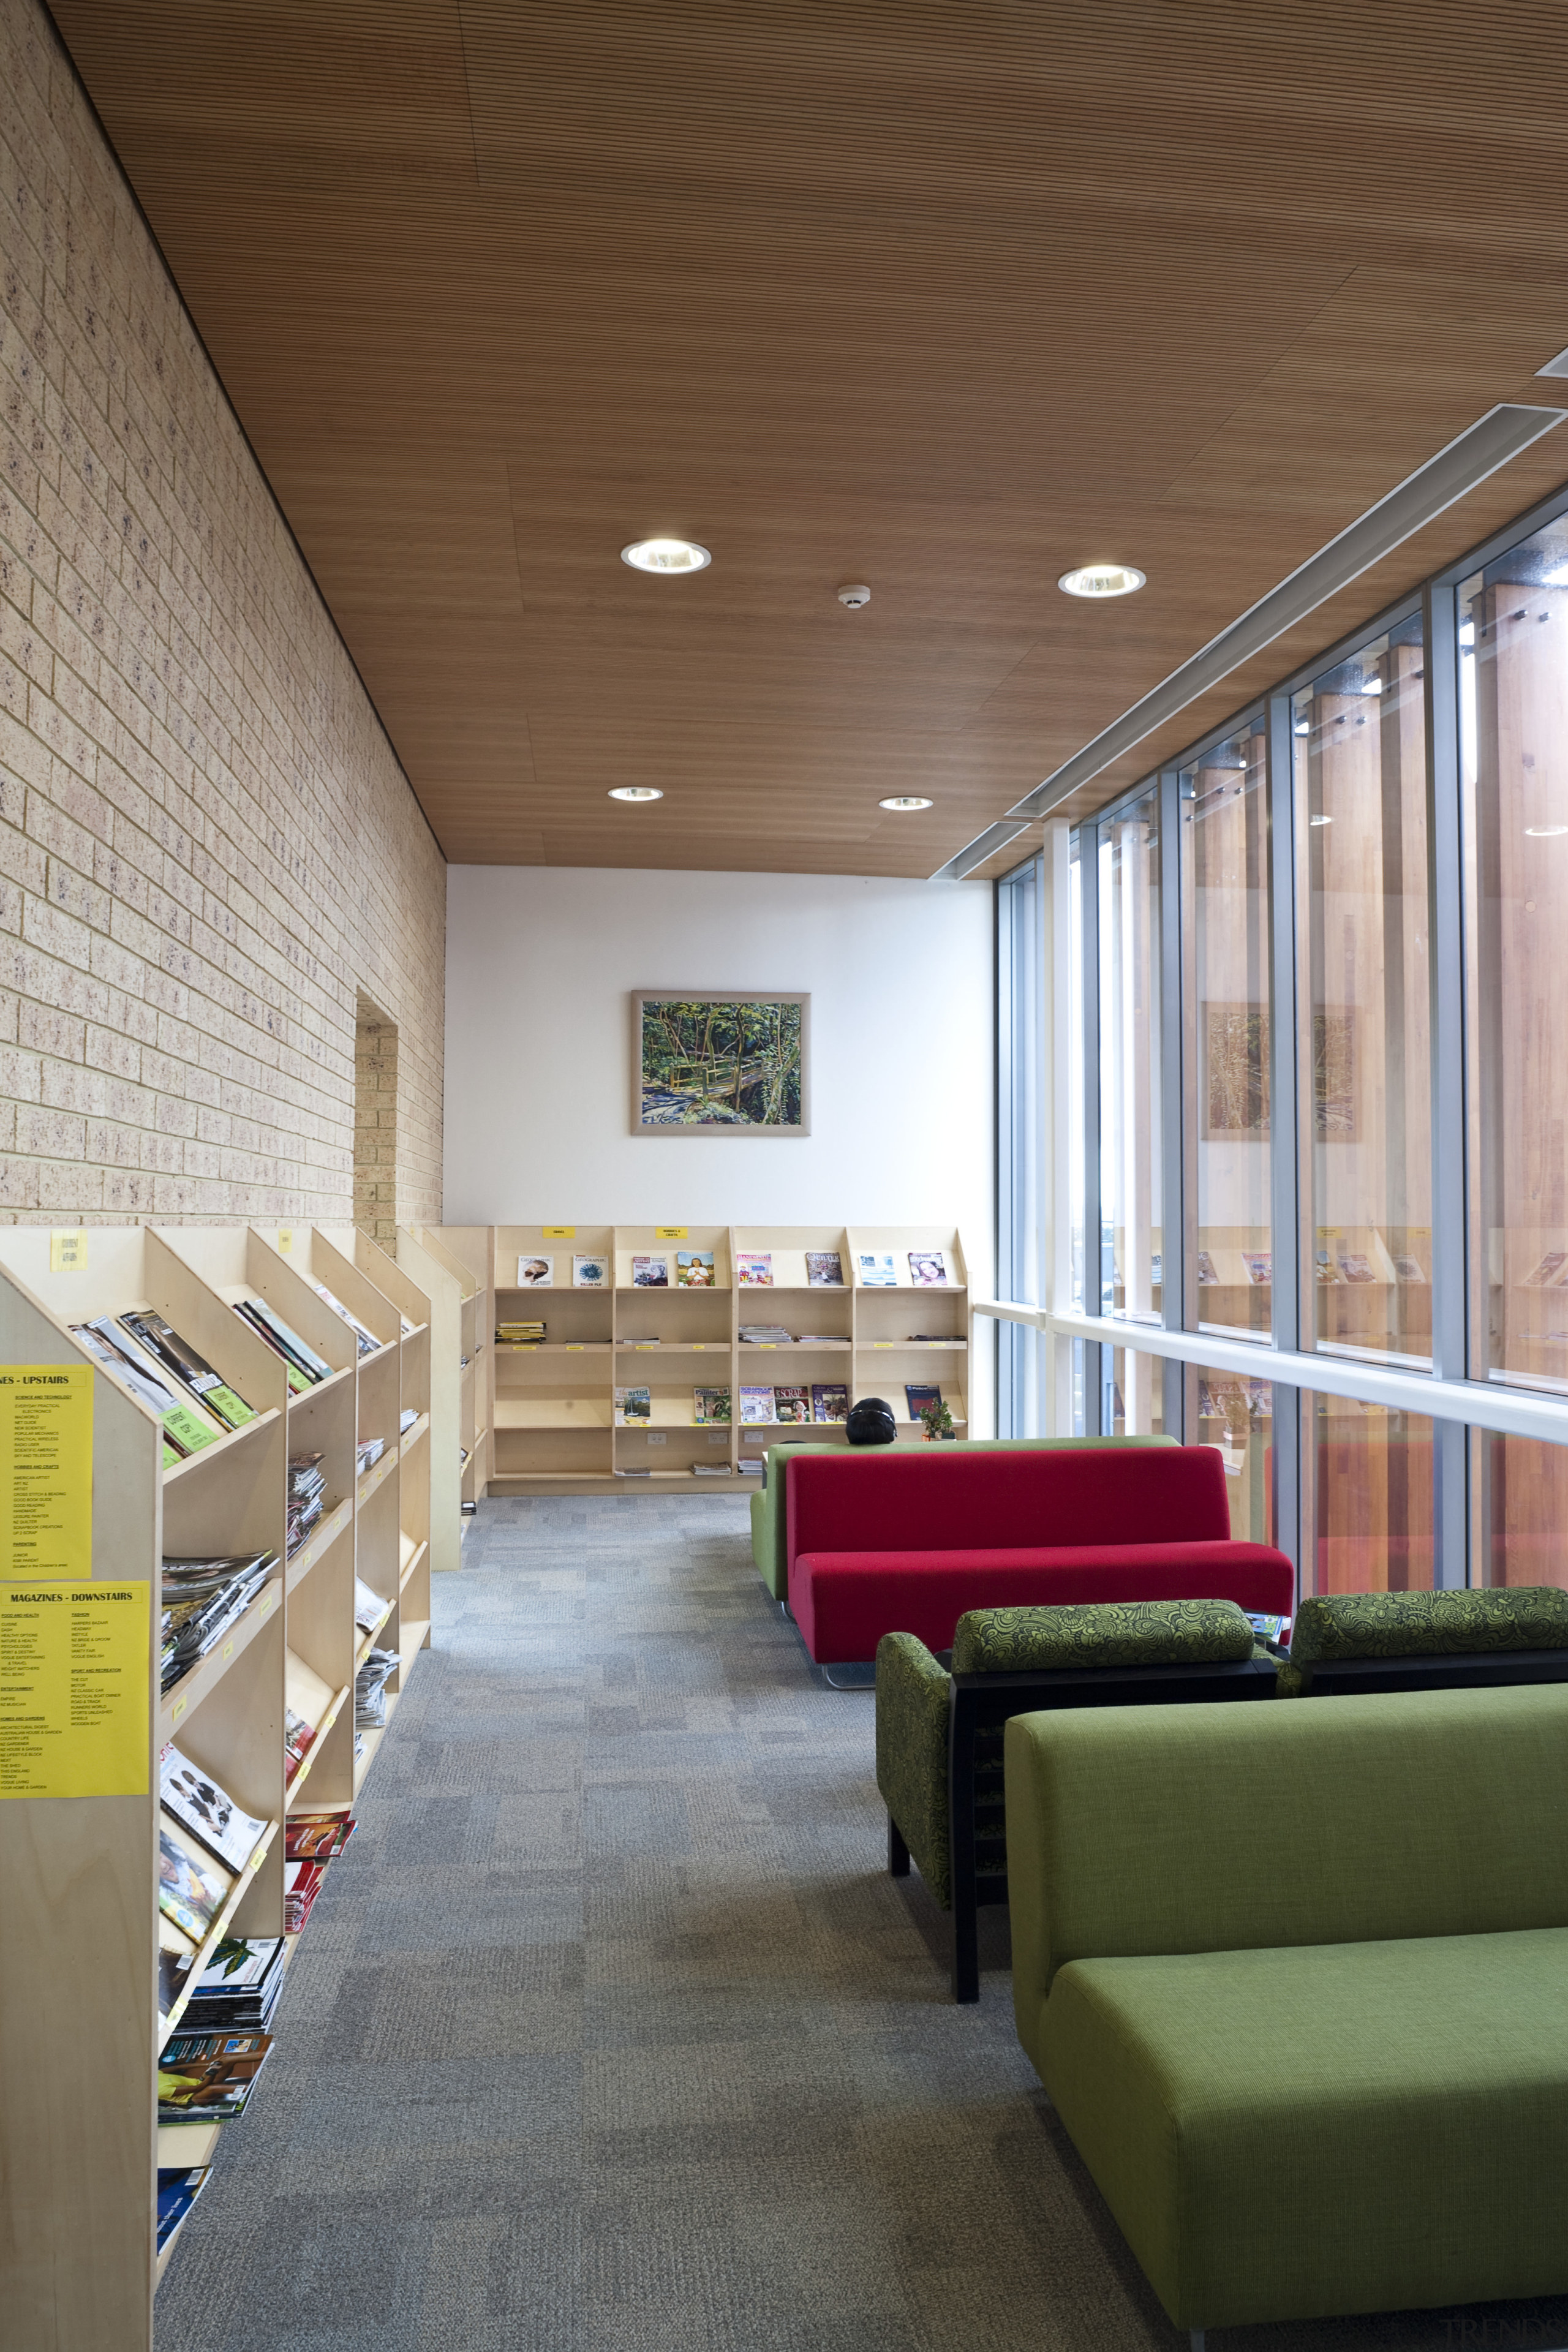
1099,794 -> 1162,1325
1297,624 -> 1432,1366
1182,723 -> 1271,1339
1305,1398 -> 1434,1594
1186,1362 -> 1273,1542
1107,1344 -> 1163,1438
1479,1434 -> 1568,1588
1462,522 -> 1568,1398
1068,840 -> 1085,1311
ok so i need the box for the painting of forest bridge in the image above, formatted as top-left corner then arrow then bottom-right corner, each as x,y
633,993 -> 809,1132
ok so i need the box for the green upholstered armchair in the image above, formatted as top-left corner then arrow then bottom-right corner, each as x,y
1276,1583 -> 1568,1695
875,1598 -> 1272,2000
748,1433 -> 1177,1602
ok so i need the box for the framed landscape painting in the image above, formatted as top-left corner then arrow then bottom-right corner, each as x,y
633,993 -> 810,1134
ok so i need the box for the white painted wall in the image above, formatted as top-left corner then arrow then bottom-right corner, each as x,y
444,864 -> 996,1425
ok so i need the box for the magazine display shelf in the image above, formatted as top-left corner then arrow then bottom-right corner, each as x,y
467,1224 -> 971,1496
0,1221 -> 435,2350
398,1225 -> 488,1564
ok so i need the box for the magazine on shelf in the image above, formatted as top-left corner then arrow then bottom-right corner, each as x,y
284,1858 -> 328,1934
613,1386 -> 652,1425
772,1384 -> 811,1424
1194,1251 -> 1219,1286
1392,1254 -> 1428,1282
908,1250 -> 948,1287
157,1816 -> 234,1950
805,1251 -> 844,1286
233,1295 -> 331,1384
736,1252 -> 774,1286
516,1254 -> 554,1287
572,1254 -> 608,1287
811,1382 -> 848,1423
676,1251 -> 715,1286
739,1385 -> 775,1424
1314,1253 -> 1344,1284
309,1281 -> 380,1355
1522,1250 -> 1568,1287
120,1311 -> 258,1431
158,2031 -> 273,2122
1242,1251 -> 1272,1287
631,1255 -> 669,1287
159,1744 -> 268,1876
904,1383 -> 942,1422
157,2166 -> 211,2250
692,1387 -> 731,1423
353,1577 -> 388,1635
1337,1253 -> 1377,1284
72,1316 -> 225,1460
284,1812 -> 356,1862
858,1253 -> 897,1287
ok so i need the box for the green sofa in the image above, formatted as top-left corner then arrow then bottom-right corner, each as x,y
1276,1583 -> 1568,1694
1005,1684 -> 1568,2337
747,1434 -> 1175,1602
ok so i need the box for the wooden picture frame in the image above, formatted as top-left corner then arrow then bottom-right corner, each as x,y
631,992 -> 811,1136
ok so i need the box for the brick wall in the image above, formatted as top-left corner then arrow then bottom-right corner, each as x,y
0,0 -> 445,1224
353,1000 -> 399,1246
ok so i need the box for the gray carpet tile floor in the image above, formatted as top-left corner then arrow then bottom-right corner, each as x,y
155,1495 -> 1568,2352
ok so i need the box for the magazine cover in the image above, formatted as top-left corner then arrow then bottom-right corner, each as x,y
908,1250 -> 948,1286
631,1254 -> 669,1286
158,2031 -> 273,2120
284,1812 -> 356,1861
1338,1253 -> 1376,1284
904,1382 -> 942,1422
160,1744 -> 268,1875
1523,1250 -> 1568,1286
1195,1251 -> 1219,1284
156,2166 -> 211,2250
676,1251 -> 715,1286
613,1385 -> 652,1425
739,1385 -> 775,1423
692,1387 -> 731,1423
811,1382 -> 848,1422
516,1254 -> 554,1286
805,1251 -> 844,1286
1315,1254 -> 1344,1284
283,1708 -> 317,1784
573,1254 -> 608,1287
1392,1254 -> 1427,1282
737,1252 -> 774,1286
858,1252 -> 897,1286
158,1816 -> 235,1948
1242,1251 -> 1272,1286
190,1937 -> 284,1995
772,1384 -> 811,1423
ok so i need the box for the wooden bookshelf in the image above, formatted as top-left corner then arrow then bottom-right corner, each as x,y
0,1222 -> 438,2349
464,1224 -> 971,1495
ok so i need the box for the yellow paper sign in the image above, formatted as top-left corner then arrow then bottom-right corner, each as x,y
276,1228 -> 294,1254
50,1229 -> 88,1272
542,1226 -> 575,1238
655,1226 -> 688,1240
0,1580 -> 149,1796
0,1366 -> 93,1577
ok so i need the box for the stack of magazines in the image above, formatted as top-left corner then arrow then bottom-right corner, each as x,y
740,1323 -> 794,1344
285,1454 -> 326,1555
231,1295 -> 331,1393
399,1405 -> 418,1434
179,1937 -> 286,2035
355,1645 -> 399,1730
353,1577 -> 388,1638
157,2165 -> 211,2252
158,2030 -> 273,2123
307,1279 -> 380,1356
356,1436 -> 386,1478
160,1553 -> 276,1694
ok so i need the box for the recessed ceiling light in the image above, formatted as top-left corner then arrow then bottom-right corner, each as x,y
1058,564 -> 1146,598
880,795 -> 934,811
1293,719 -> 1310,736
608,786 -> 663,802
1310,813 -> 1332,826
1525,824 -> 1568,837
620,537 -> 710,574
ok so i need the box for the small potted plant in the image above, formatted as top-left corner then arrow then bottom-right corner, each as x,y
919,1396 -> 956,1442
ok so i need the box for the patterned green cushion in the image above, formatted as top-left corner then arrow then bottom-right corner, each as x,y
1289,1586 -> 1568,1664
873,1632 -> 952,1909
952,1599 -> 1256,1677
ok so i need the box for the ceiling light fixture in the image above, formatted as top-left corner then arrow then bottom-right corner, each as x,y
1059,564 -> 1146,598
620,537 -> 710,574
880,796 -> 933,810
1310,814 -> 1332,826
608,786 -> 663,802
1293,719 -> 1310,736
934,403 -> 1567,880
1360,677 -> 1385,693
1525,824 -> 1568,837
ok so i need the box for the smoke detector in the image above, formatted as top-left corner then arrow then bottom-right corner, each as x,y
837,583 -> 871,608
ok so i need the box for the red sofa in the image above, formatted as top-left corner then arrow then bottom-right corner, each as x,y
786,1445 -> 1295,1664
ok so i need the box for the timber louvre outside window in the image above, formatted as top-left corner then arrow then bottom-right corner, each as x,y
993,478 -> 1568,1594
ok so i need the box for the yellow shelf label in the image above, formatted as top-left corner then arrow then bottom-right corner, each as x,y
276,1227 -> 294,1254
566,1344 -> 583,1352
542,1226 -> 575,1238
655,1226 -> 688,1240
171,1694 -> 187,1721
50,1230 -> 88,1272
1,1580 -> 150,1798
0,1365 -> 93,1578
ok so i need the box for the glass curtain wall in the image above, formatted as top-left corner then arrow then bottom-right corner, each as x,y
1182,720 -> 1272,1339
1186,1363 -> 1273,1542
1098,796 -> 1163,1438
996,856 -> 1042,1438
1305,1399 -> 1436,1595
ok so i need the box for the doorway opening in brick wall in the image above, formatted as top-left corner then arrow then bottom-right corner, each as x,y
354,994 -> 399,1245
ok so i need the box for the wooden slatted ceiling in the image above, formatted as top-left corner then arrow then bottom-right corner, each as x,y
41,0 -> 1568,876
